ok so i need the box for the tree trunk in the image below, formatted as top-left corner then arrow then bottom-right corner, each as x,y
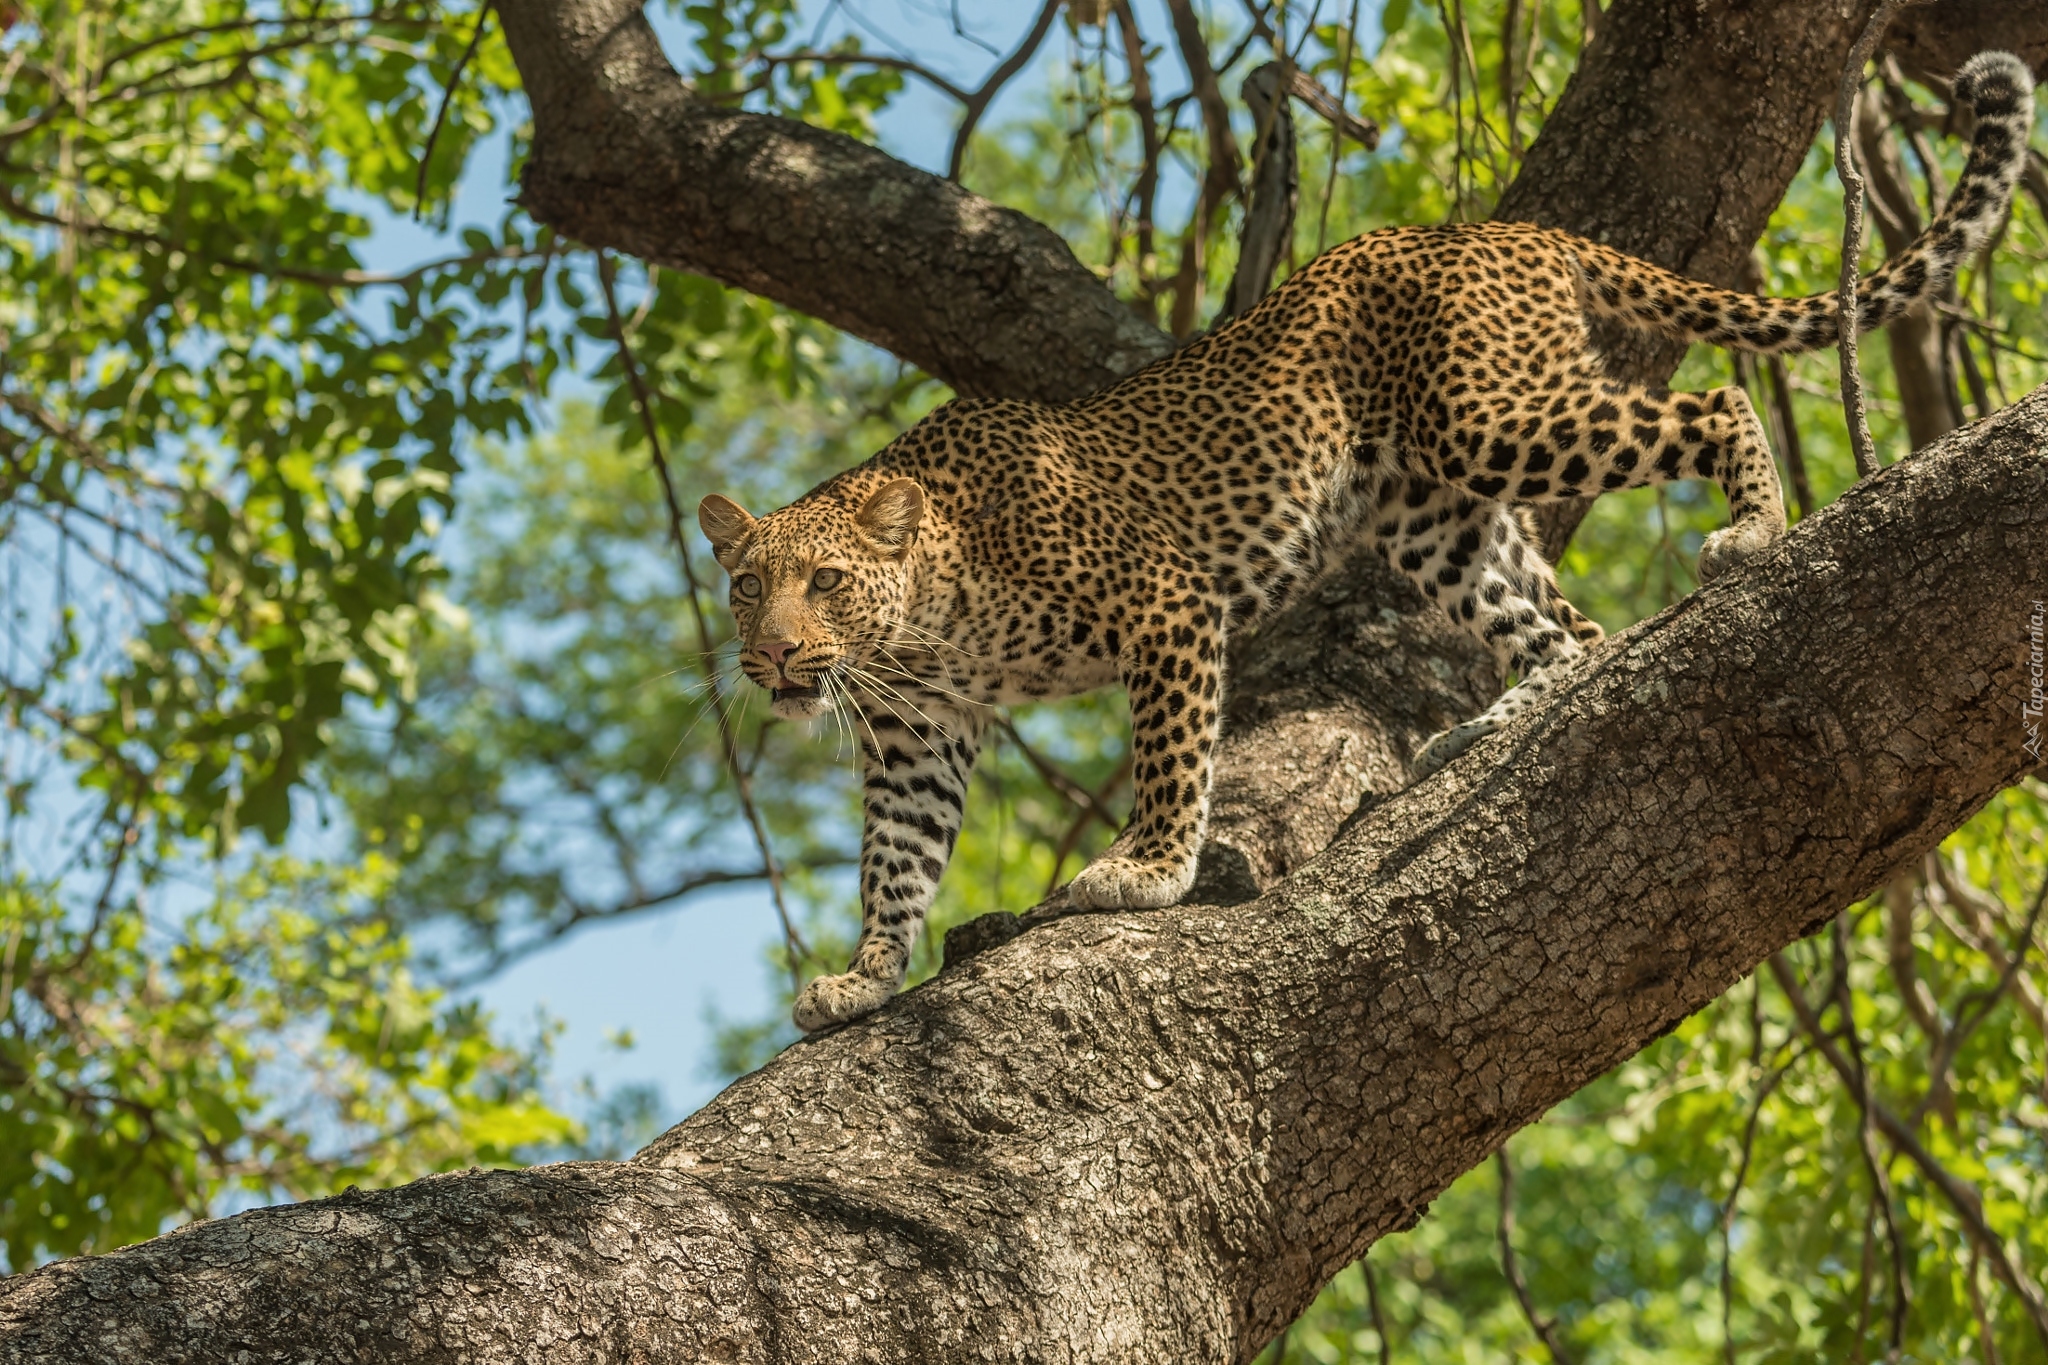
7,1 -> 2045,1360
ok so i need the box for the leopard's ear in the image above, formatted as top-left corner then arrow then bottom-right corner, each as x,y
855,478 -> 925,557
697,494 -> 756,569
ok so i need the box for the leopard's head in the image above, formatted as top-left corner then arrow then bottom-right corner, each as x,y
696,479 -> 924,720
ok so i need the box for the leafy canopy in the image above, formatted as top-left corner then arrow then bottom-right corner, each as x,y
2,5 -> 2046,1363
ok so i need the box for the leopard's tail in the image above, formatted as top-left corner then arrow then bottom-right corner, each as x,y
1574,50 -> 2034,356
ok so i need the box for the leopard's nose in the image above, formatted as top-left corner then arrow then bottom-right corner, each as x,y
758,639 -> 798,667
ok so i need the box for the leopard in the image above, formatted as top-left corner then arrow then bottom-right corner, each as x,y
696,51 -> 2034,1033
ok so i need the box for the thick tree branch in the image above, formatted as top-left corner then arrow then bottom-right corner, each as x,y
6,385 -> 2044,1363
492,0 -> 1173,403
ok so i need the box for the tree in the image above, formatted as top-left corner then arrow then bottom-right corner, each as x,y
3,0 -> 2047,1359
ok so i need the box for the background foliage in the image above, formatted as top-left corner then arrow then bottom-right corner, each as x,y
2,1 -> 2045,1361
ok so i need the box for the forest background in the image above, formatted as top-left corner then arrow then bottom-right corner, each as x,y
2,0 -> 2046,1360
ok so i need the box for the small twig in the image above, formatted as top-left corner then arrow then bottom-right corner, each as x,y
448,857 -> 855,987
412,0 -> 494,222
997,716 -> 1121,830
947,0 -> 1063,182
755,48 -> 972,104
1162,0 -> 1246,334
1967,1242 -> 2005,1365
1769,950 -> 2048,1351
1918,869 -> 2048,1118
596,251 -> 810,991
1831,914 -> 1909,1355
1721,1034 -> 1799,1363
1849,1197 -> 1879,1365
1435,0 -> 1469,219
1111,0 -> 1163,312
0,186 -> 536,286
1832,0 -> 1915,480
1765,355 -> 1813,518
1315,0 -> 1364,253
1929,851 -> 2048,1039
1496,1146 -> 1576,1364
1362,1254 -> 1393,1365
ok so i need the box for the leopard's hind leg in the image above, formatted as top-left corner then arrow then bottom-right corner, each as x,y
1433,363 -> 1787,582
1368,480 -> 1603,777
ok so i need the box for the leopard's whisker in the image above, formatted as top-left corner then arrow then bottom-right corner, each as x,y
876,619 -> 983,657
822,673 -> 857,762
843,671 -> 953,758
857,655 -> 987,709
840,678 -> 889,762
661,677 -> 747,778
844,667 -> 956,744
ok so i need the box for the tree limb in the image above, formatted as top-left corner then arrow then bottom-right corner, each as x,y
6,382 -> 2044,1363
491,0 -> 1174,404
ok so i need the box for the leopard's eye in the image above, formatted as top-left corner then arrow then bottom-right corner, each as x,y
735,573 -> 762,599
811,567 -> 844,592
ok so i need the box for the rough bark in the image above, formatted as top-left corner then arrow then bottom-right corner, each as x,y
5,387 -> 2044,1363
493,0 -> 1173,404
7,0 -> 2047,1359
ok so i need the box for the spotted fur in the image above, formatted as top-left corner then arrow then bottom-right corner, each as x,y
698,52 -> 2033,1032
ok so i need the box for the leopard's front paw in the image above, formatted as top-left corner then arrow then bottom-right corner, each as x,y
1066,853 -> 1197,910
1412,718 -> 1497,779
1697,521 -> 1779,583
792,970 -> 897,1033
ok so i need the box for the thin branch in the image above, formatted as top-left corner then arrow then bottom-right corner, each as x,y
1768,950 -> 2048,1352
1884,874 -> 1946,1050
754,49 -> 973,105
1967,1243 -> 2005,1365
947,0 -> 1064,182
1831,914 -> 1909,1355
2023,149 -> 2048,230
1917,867 -> 2048,1119
1766,356 -> 1813,518
1163,0 -> 1246,334
1112,0 -> 1164,316
1720,1032 -> 1799,1364
414,0 -> 496,221
1362,1255 -> 1392,1365
448,856 -> 857,985
1315,0 -> 1364,253
93,9 -> 438,91
0,11 -> 443,149
595,251 -> 811,991
1929,850 -> 2048,1040
1496,1145 -> 1576,1365
996,715 -> 1120,831
1281,67 -> 1376,148
1500,0 -> 1523,160
0,187 -> 537,287
1832,0 -> 1915,480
